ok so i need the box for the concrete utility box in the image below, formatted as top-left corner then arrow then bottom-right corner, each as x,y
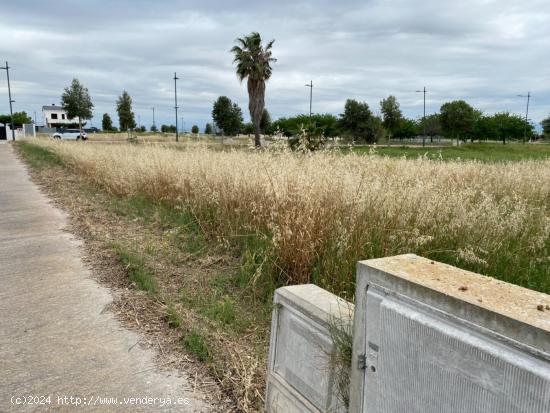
266,284 -> 353,413
350,254 -> 550,413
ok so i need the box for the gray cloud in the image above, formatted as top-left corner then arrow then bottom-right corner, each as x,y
0,0 -> 548,129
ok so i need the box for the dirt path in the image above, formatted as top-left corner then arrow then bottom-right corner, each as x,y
0,143 -> 213,412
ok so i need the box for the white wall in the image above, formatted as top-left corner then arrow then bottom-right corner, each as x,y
42,108 -> 79,128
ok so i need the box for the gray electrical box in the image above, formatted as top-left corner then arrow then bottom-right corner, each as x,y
350,254 -> 550,413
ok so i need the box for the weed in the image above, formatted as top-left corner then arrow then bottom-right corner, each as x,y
165,304 -> 182,328
205,297 -> 237,326
110,242 -> 158,295
182,330 -> 211,362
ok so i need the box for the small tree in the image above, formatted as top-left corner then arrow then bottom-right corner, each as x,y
204,123 -> 213,134
242,122 -> 254,135
418,113 -> 442,142
150,124 -> 157,132
380,95 -> 402,141
191,125 -> 199,134
116,91 -> 136,131
0,111 -> 32,125
102,113 -> 113,131
212,96 -> 243,136
393,118 -> 418,140
260,108 -> 271,133
61,78 -> 94,131
339,99 -> 383,143
440,100 -> 475,142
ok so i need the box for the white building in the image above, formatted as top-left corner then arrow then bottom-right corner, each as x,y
42,104 -> 79,128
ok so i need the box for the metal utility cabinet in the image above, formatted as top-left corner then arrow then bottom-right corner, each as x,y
349,254 -> 550,413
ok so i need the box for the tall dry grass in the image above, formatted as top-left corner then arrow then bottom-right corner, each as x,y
33,140 -> 550,296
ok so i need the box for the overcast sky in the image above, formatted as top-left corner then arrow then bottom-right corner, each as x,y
0,0 -> 548,130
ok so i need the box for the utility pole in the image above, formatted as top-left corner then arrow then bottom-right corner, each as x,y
518,92 -> 531,143
416,86 -> 427,147
1,61 -> 16,140
174,72 -> 179,142
152,107 -> 155,130
305,80 -> 313,117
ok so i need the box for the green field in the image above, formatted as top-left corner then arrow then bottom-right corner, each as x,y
350,142 -> 550,162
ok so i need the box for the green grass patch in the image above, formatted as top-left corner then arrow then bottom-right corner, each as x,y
182,330 -> 211,362
16,141 -> 64,168
110,242 -> 158,295
107,195 -> 207,256
351,142 -> 550,162
204,297 -> 238,326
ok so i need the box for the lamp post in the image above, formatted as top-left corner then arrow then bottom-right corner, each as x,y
1,61 -> 16,140
416,86 -> 427,147
305,80 -> 313,117
174,72 -> 179,142
517,92 -> 531,143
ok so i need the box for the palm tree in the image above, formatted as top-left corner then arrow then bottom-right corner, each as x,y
231,32 -> 276,147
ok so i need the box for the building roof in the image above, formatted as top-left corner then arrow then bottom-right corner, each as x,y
42,105 -> 65,111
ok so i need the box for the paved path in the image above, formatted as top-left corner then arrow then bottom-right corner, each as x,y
0,143 -> 211,412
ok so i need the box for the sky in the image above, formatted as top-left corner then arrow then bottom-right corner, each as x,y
0,0 -> 549,131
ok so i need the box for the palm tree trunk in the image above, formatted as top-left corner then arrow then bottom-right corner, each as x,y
247,78 -> 265,147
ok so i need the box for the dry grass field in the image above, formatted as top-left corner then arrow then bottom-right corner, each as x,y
27,139 -> 550,296
17,139 -> 550,411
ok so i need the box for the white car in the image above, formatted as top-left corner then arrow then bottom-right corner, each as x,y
51,129 -> 87,140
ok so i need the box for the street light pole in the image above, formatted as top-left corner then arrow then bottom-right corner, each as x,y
518,92 -> 531,143
1,61 -> 16,140
152,107 -> 155,130
416,86 -> 427,147
174,72 -> 179,142
305,80 -> 313,117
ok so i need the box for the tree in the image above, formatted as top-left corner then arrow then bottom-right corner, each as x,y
542,115 -> 550,138
61,78 -> 93,131
472,115 -> 499,142
339,99 -> 383,143
150,124 -> 157,132
493,112 -> 533,144
231,32 -> 276,147
393,118 -> 418,140
116,90 -> 136,131
0,111 -> 32,125
204,123 -> 213,134
191,125 -> 199,134
267,114 -> 339,139
260,108 -> 271,133
242,122 -> 254,135
440,100 -> 475,142
161,124 -> 176,133
102,113 -> 113,131
212,96 -> 243,136
380,95 -> 402,140
418,113 -> 442,141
